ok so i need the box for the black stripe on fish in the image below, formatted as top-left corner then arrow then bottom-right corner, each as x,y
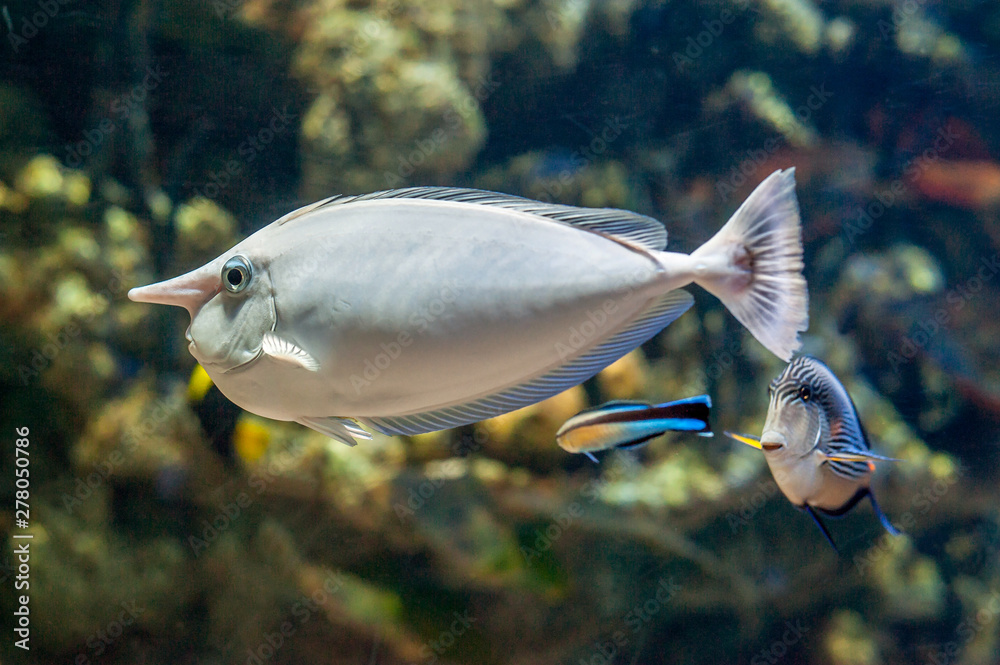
780,356 -> 886,480
815,487 -> 870,518
581,400 -> 711,430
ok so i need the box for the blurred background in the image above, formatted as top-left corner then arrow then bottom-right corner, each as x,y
1,0 -> 999,662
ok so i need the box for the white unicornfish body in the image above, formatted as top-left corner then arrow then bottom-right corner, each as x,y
130,171 -> 808,445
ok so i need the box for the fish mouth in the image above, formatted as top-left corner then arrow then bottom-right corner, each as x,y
759,431 -> 786,452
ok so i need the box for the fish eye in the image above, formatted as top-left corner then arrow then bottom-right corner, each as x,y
222,255 -> 253,294
797,385 -> 812,402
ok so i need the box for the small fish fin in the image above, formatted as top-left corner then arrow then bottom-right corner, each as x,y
361,290 -> 694,436
805,504 -> 839,553
819,447 -> 878,481
261,333 -> 320,371
295,416 -> 372,446
725,431 -> 763,450
690,169 -> 808,361
868,492 -> 901,537
275,196 -> 339,226
614,433 -> 663,450
311,187 -> 668,251
584,451 -> 600,463
260,332 -> 319,372
655,394 -> 712,409
820,450 -> 901,463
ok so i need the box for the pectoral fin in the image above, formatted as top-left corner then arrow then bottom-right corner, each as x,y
262,333 -> 320,371
819,450 -> 900,463
724,431 -> 763,450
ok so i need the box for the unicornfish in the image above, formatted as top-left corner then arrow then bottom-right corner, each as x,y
129,170 -> 808,445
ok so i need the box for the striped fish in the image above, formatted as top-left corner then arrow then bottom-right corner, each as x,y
725,355 -> 900,551
557,395 -> 712,462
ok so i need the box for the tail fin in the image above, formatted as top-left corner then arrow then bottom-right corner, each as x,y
690,168 -> 808,361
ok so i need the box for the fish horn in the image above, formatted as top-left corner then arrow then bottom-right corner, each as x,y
128,262 -> 222,317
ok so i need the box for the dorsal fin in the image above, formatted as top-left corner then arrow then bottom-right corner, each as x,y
283,187 -> 668,251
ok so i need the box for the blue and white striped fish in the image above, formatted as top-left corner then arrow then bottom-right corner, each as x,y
556,395 -> 712,462
726,355 -> 900,551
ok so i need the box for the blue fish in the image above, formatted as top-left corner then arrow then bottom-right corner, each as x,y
556,395 -> 712,462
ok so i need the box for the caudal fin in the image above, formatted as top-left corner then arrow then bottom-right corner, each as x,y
690,168 -> 808,361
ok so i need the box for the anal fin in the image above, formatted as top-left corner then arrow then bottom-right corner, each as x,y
296,416 -> 372,446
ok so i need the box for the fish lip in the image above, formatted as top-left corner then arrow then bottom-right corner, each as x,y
187,336 -> 263,374
760,431 -> 786,452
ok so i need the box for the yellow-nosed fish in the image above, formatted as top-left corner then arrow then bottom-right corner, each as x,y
557,395 -> 712,462
129,171 -> 807,445
726,355 -> 900,551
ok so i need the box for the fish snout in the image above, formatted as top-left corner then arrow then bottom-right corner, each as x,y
759,430 -> 787,452
128,264 -> 222,317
